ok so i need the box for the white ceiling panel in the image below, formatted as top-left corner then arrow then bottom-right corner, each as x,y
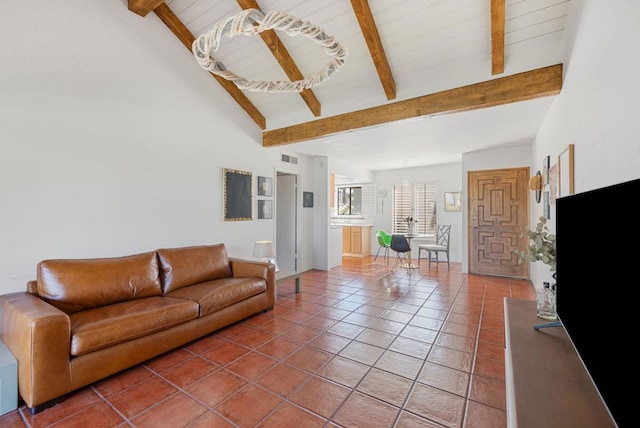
150,0 -> 571,170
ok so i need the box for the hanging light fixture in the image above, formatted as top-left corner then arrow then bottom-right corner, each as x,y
192,8 -> 348,93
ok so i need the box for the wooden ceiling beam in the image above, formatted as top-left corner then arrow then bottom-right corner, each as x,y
152,3 -> 266,129
491,0 -> 505,75
236,0 -> 322,117
263,64 -> 562,147
350,0 -> 396,100
128,0 -> 164,17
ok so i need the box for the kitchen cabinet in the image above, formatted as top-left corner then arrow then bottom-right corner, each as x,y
342,226 -> 371,257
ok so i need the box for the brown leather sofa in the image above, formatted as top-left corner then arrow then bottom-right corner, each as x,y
0,243 -> 275,413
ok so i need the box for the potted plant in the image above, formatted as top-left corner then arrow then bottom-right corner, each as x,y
404,217 -> 417,234
517,216 -> 556,272
516,216 -> 557,320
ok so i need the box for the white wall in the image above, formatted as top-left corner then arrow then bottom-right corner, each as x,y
3,1 -> 639,294
0,1 -> 315,293
311,157 -> 330,269
529,0 -> 640,287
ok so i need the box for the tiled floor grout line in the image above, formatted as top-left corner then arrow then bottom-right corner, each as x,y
275,272 -> 412,426
4,262 -> 526,427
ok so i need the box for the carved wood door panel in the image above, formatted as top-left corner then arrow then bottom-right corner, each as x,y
468,167 -> 529,278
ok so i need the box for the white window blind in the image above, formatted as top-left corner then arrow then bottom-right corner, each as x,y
336,183 -> 376,216
392,182 -> 438,235
361,183 -> 376,216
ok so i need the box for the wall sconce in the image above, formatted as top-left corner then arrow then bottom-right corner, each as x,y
529,171 -> 543,203
253,240 -> 279,272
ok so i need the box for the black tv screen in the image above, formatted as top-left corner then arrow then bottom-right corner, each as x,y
556,177 -> 639,427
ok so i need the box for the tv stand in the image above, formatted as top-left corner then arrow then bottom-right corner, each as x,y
532,320 -> 562,330
504,298 -> 615,427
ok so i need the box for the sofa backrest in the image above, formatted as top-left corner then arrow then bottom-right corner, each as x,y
36,251 -> 162,314
157,244 -> 232,294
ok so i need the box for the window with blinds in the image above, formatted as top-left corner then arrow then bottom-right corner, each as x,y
392,182 -> 438,235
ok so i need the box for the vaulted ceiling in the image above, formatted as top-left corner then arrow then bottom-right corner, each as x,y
127,0 -> 569,170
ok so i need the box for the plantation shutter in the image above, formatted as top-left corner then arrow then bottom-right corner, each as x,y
362,183 -> 376,216
392,182 -> 438,235
392,184 -> 414,234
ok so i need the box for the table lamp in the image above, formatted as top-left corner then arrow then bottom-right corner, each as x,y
253,240 -> 279,272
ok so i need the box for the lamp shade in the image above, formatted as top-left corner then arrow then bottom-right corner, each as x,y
253,240 -> 275,259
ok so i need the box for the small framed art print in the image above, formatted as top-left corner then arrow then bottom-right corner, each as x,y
257,176 -> 273,197
258,200 -> 272,219
444,192 -> 461,212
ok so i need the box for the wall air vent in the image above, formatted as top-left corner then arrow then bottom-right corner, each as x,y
281,154 -> 298,164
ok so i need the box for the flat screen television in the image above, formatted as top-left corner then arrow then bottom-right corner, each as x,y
556,177 -> 639,428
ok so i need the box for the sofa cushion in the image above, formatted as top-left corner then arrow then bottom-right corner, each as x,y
157,244 -> 233,294
37,252 -> 162,314
166,277 -> 266,316
69,296 -> 199,356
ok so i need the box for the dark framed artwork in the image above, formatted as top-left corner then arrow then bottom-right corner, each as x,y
303,191 -> 314,208
542,155 -> 550,185
223,168 -> 252,221
258,176 -> 273,197
258,200 -> 272,219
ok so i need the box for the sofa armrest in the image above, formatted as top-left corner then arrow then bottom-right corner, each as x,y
0,292 -> 72,408
229,258 -> 275,282
229,258 -> 276,300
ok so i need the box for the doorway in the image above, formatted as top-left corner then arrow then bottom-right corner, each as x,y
275,171 -> 300,275
468,167 -> 529,278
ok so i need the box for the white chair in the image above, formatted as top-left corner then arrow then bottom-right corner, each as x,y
417,225 -> 451,269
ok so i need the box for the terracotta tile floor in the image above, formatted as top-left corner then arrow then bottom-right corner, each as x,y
0,256 -> 535,428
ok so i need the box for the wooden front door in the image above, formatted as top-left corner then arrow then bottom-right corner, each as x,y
468,167 -> 529,278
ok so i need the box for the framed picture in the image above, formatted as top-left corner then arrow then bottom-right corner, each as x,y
258,176 -> 272,197
542,155 -> 551,186
549,163 -> 558,204
558,144 -> 575,198
258,199 -> 272,219
543,191 -> 550,219
223,168 -> 252,221
542,155 -> 550,185
444,192 -> 461,212
303,191 -> 314,208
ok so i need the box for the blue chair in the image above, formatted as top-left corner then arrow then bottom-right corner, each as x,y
390,234 -> 411,268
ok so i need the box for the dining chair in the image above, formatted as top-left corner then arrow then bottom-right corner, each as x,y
417,225 -> 451,269
374,230 -> 392,263
390,234 -> 412,269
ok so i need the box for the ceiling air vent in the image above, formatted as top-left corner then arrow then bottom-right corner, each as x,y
281,154 -> 298,164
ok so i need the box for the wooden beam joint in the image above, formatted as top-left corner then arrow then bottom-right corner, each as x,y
128,0 -> 164,17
